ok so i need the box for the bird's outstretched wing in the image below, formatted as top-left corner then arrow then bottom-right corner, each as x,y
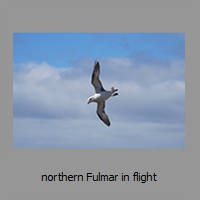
96,101 -> 110,126
91,61 -> 105,93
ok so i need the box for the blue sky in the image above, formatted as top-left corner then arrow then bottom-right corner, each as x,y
13,33 -> 184,67
13,33 -> 185,148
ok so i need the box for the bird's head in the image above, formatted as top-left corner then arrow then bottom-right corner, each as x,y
87,96 -> 94,104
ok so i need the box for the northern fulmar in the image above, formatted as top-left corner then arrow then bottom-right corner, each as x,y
87,61 -> 118,126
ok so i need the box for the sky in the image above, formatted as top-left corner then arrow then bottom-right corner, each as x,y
13,33 -> 185,148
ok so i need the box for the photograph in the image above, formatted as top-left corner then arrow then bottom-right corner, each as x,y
13,33 -> 185,148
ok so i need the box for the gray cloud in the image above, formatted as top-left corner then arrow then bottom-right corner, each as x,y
13,57 -> 185,148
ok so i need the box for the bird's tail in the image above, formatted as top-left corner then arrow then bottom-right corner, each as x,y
111,87 -> 118,93
111,87 -> 118,96
112,93 -> 118,97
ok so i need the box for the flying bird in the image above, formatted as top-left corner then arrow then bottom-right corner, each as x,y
87,61 -> 118,126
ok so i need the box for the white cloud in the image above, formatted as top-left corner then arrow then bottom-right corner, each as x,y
13,57 -> 185,148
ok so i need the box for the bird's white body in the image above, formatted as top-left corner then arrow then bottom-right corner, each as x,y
89,91 -> 112,103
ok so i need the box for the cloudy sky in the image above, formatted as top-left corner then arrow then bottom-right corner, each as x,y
13,33 -> 185,148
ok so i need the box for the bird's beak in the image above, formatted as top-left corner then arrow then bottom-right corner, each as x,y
87,101 -> 90,104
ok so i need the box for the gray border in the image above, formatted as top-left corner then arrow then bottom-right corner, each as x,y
1,0 -> 198,199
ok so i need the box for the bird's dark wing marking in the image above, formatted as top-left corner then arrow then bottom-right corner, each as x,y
96,101 -> 110,126
91,61 -> 105,93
